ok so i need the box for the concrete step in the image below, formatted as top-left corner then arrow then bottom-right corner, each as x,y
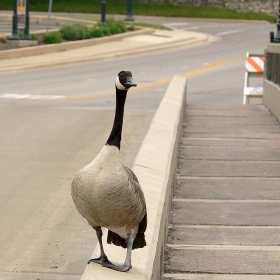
164,103 -> 280,278
164,274 -> 280,280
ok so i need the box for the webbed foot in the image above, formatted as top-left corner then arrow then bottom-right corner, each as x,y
88,255 -> 113,266
104,262 -> 132,272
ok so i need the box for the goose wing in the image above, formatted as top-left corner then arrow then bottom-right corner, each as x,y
124,166 -> 147,233
107,166 -> 147,249
124,166 -> 147,234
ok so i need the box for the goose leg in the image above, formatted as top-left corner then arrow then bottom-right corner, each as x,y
88,228 -> 112,266
103,236 -> 133,272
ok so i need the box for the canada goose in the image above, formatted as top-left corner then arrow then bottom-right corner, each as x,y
71,71 -> 147,272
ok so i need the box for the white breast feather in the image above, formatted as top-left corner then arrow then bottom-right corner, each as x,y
108,225 -> 139,239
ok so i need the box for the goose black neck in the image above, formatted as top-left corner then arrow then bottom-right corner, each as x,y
106,88 -> 127,149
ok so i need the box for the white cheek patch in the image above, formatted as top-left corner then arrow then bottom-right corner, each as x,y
115,77 -> 127,91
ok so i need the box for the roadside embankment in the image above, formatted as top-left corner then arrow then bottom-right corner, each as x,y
80,75 -> 187,280
0,12 -> 210,73
0,28 -> 154,60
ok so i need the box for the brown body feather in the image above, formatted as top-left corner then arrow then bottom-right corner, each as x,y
72,147 -> 147,248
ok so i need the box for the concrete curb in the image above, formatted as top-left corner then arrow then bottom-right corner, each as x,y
0,28 -> 154,60
80,75 -> 187,280
0,33 -> 208,74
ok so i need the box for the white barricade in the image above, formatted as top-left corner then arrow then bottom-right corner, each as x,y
243,52 -> 265,105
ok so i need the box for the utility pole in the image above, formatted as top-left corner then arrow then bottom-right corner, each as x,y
101,0 -> 106,25
10,0 -> 20,39
10,0 -> 31,40
22,0 -> 31,39
46,0 -> 53,33
125,0 -> 135,21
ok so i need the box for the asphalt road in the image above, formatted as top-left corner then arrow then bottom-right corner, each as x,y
0,17 -> 273,279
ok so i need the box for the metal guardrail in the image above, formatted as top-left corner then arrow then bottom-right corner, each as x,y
266,52 -> 280,86
263,45 -> 280,124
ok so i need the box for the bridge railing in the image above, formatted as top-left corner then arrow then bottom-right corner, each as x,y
263,44 -> 280,122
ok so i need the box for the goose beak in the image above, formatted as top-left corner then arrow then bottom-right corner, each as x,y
124,78 -> 137,88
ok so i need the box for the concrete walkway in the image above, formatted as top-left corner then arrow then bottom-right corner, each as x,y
164,103 -> 280,279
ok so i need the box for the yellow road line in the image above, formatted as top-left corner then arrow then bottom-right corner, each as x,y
68,55 -> 244,101
29,55 -> 244,105
129,55 -> 244,95
182,55 -> 244,78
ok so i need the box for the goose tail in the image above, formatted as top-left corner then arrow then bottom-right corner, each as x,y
107,213 -> 147,249
107,230 -> 146,249
133,231 -> 146,249
107,230 -> 127,248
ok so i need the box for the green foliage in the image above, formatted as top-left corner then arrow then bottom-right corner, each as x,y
127,25 -> 135,31
104,19 -> 127,35
111,21 -> 127,33
28,0 -> 48,10
106,20 -> 126,29
29,0 -> 46,3
60,25 -> 79,40
99,26 -> 111,36
89,27 -> 104,38
42,31 -> 62,44
60,24 -> 90,40
89,20 -> 127,38
73,23 -> 90,40
109,25 -> 122,35
0,36 -> 7,43
0,0 -> 276,22
30,34 -> 37,41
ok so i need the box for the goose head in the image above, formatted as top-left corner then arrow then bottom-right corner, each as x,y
115,71 -> 137,91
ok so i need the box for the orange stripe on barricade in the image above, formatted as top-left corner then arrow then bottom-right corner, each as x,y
245,56 -> 264,73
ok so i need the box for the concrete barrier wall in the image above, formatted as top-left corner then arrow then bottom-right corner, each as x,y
80,75 -> 187,280
134,0 -> 278,15
263,44 -> 280,122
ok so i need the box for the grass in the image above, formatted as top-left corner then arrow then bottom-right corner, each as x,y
0,0 -> 277,23
131,22 -> 172,31
42,31 -> 62,43
41,20 -> 128,44
60,23 -> 90,40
